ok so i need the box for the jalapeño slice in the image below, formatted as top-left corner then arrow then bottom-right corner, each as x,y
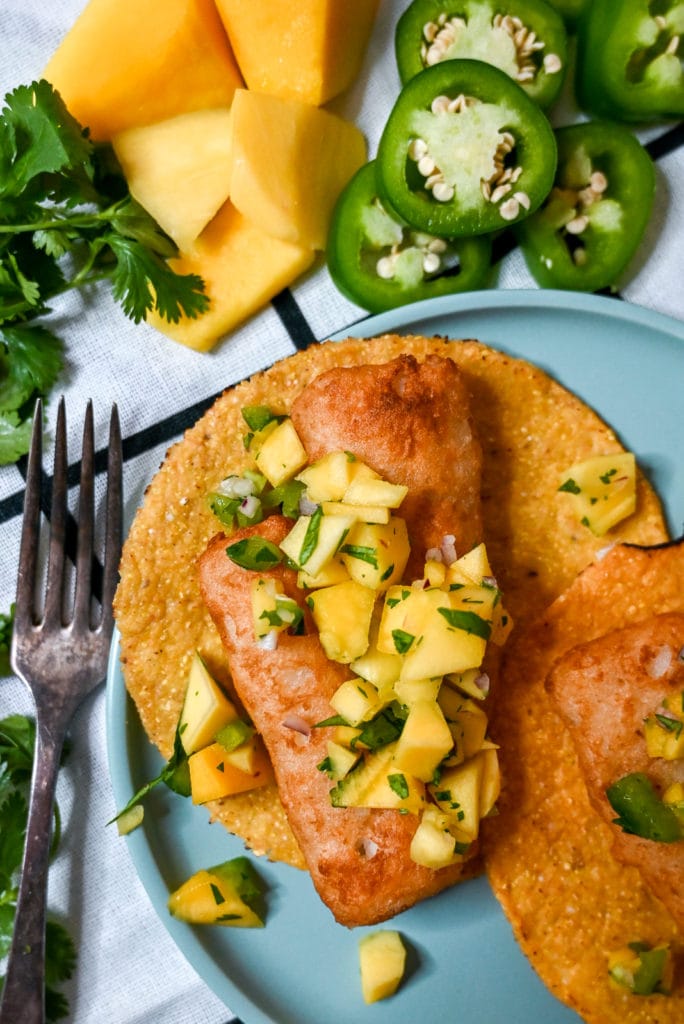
327,160 -> 492,313
376,59 -> 557,238
515,120 -> 655,292
576,0 -> 684,122
395,0 -> 568,108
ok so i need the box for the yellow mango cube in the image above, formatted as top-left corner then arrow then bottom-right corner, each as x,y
308,580 -> 375,663
279,513 -> 354,577
343,476 -> 408,509
478,748 -> 501,818
409,805 -> 468,869
44,0 -> 243,140
252,418 -> 307,486
340,518 -> 410,591
215,0 -> 381,107
168,857 -> 263,928
297,557 -> 350,590
146,201 -> 315,351
227,89 -> 366,250
445,542 -> 493,585
393,677 -> 442,704
179,651 -> 239,755
321,501 -> 390,525
324,740 -> 361,781
392,699 -> 454,782
438,690 -> 489,761
296,452 -> 374,503
430,756 -> 485,840
329,678 -> 381,727
558,452 -> 636,536
359,930 -> 407,1004
188,740 -> 273,803
112,109 -> 234,251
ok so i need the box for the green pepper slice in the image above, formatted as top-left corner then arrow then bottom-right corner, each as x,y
326,160 -> 492,313
376,59 -> 557,238
395,0 -> 568,108
606,772 -> 682,843
515,121 -> 655,291
576,0 -> 684,122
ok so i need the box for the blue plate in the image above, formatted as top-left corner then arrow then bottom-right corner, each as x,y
106,289 -> 684,1024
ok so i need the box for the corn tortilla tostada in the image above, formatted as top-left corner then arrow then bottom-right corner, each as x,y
114,333 -> 667,871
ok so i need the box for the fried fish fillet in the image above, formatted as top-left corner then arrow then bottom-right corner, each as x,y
547,611 -> 684,931
289,354 -> 483,578
199,354 -> 485,926
200,517 -> 469,928
483,540 -> 684,1024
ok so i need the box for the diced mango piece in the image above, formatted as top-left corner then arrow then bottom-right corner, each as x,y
351,609 -> 403,691
179,651 -> 239,755
297,451 -> 373,503
478,748 -> 501,818
280,513 -> 354,577
188,739 -> 273,803
409,805 -> 469,869
44,0 -> 243,140
445,542 -> 493,586
168,857 -> 263,928
644,713 -> 684,760
227,89 -> 367,249
343,476 -> 408,509
392,699 -> 453,782
321,501 -> 390,525
112,109 -> 234,251
147,201 -> 315,351
340,518 -> 410,591
330,743 -> 425,814
430,757 -> 485,841
423,559 -> 447,587
558,452 -> 636,536
392,677 -> 442,704
324,740 -> 361,781
215,0 -> 380,106
308,580 -> 375,663
329,678 -> 382,727
297,558 -> 350,590
438,690 -> 489,762
444,668 -> 489,701
359,930 -> 407,1004
252,418 -> 307,487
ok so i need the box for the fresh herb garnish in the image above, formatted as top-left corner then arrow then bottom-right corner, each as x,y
437,607 -> 492,640
606,772 -> 682,843
109,720 -> 191,825
299,505 -> 323,566
0,79 -> 209,464
354,702 -> 407,751
0,715 -> 76,1021
340,544 -> 378,568
226,536 -> 283,571
392,628 -> 415,654
558,478 -> 581,494
387,773 -> 409,799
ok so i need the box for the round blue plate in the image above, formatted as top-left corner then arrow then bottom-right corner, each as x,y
107,289 -> 684,1024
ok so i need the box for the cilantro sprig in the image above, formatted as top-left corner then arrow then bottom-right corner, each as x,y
0,715 -> 76,1021
0,79 -> 209,465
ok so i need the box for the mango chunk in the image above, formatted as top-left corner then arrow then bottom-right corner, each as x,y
146,201 -> 315,351
392,699 -> 454,782
188,739 -> 273,803
215,0 -> 380,106
179,651 -> 239,755
168,857 -> 264,928
44,0 -> 243,140
409,804 -> 468,869
358,929 -> 406,1004
308,580 -> 375,664
112,109 -> 234,251
558,452 -> 636,536
228,89 -> 367,249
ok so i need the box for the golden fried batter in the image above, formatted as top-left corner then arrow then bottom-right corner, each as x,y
290,354 -> 483,579
548,611 -> 684,931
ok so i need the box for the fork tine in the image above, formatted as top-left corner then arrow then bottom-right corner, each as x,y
42,397 -> 68,628
72,401 -> 95,630
100,404 -> 123,635
14,399 -> 44,635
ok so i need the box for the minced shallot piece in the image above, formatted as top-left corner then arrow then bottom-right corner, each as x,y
646,645 -> 673,679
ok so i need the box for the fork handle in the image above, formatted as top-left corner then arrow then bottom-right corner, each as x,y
0,716 -> 67,1024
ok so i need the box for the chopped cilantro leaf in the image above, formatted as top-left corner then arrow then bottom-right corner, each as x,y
392,629 -> 415,654
437,607 -> 492,640
558,478 -> 581,494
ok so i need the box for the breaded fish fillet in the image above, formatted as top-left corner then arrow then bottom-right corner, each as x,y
547,611 -> 684,930
200,516 -> 467,927
290,354 -> 483,579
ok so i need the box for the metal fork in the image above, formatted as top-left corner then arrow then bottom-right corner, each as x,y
0,398 -> 122,1024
